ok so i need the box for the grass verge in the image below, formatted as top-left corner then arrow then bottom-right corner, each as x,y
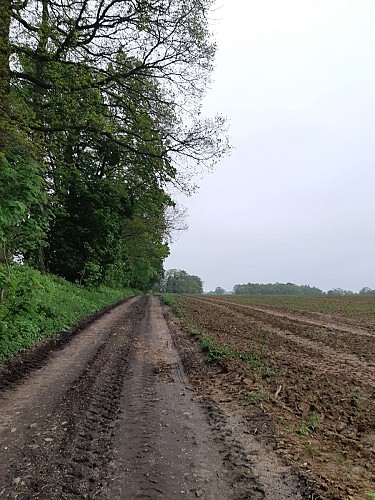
0,264 -> 137,363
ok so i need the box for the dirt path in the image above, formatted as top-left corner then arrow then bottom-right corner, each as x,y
104,296 -> 233,499
0,295 -> 312,499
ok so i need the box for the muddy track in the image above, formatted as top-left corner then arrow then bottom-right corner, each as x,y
0,295 -> 313,499
0,297 -> 133,394
0,296 -> 143,498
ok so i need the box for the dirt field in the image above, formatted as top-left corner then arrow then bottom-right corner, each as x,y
166,294 -> 375,500
0,294 -> 373,499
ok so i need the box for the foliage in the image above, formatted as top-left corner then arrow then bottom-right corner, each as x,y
0,0 -> 228,359
0,0 -> 229,298
159,294 -> 273,373
241,391 -> 267,404
327,288 -> 354,296
359,287 -> 375,295
238,345 -> 267,372
199,336 -> 234,362
158,269 -> 204,294
159,293 -> 186,320
233,282 -> 324,296
0,142 -> 48,274
0,264 -> 135,363
159,294 -> 177,307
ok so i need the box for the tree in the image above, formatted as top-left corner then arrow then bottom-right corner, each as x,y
359,287 -> 375,295
10,0 -> 228,176
327,288 -> 354,296
214,287 -> 225,295
161,269 -> 203,294
0,0 -> 10,153
0,0 -> 48,299
1,0 -> 229,292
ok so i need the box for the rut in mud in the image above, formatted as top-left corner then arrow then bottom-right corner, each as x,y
0,296 -> 310,499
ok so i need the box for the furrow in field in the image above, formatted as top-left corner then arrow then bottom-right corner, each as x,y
198,296 -> 374,336
188,296 -> 375,365
203,296 -> 375,331
167,295 -> 375,499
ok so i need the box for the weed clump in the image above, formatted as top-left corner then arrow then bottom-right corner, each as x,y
199,336 -> 235,363
298,412 -> 320,437
240,390 -> 268,404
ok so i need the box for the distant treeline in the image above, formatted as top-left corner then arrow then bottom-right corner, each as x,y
233,283 -> 375,296
233,283 -> 324,295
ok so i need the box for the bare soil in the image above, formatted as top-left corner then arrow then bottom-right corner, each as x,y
172,295 -> 375,500
0,296 -> 313,499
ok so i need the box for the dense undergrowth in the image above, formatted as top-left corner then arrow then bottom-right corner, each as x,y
0,264 -> 138,363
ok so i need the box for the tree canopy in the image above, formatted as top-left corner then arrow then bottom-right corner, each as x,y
159,269 -> 203,294
0,0 -> 229,296
359,287 -> 375,295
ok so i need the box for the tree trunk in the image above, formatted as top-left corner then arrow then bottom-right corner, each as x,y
32,0 -> 49,275
0,0 -> 11,300
0,0 -> 11,154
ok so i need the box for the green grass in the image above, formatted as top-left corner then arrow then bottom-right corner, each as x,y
159,293 -> 176,306
298,413 -> 320,437
0,264 -> 137,363
240,390 -> 267,404
159,294 -> 276,375
159,293 -> 186,319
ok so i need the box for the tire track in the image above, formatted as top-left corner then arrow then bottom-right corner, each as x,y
0,295 -> 319,499
0,297 -> 134,394
0,296 -> 143,499
104,296 -> 235,499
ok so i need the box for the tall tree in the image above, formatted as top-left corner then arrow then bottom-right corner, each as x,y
10,0 -> 228,172
0,0 -> 11,153
2,0 -> 229,290
162,269 -> 203,294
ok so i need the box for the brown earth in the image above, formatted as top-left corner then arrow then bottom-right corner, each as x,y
0,295 -> 314,499
171,295 -> 375,500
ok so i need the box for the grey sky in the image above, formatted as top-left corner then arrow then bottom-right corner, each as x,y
165,0 -> 375,293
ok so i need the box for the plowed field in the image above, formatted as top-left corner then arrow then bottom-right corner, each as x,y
164,295 -> 375,500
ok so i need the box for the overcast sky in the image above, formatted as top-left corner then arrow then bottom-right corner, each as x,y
165,0 -> 375,293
